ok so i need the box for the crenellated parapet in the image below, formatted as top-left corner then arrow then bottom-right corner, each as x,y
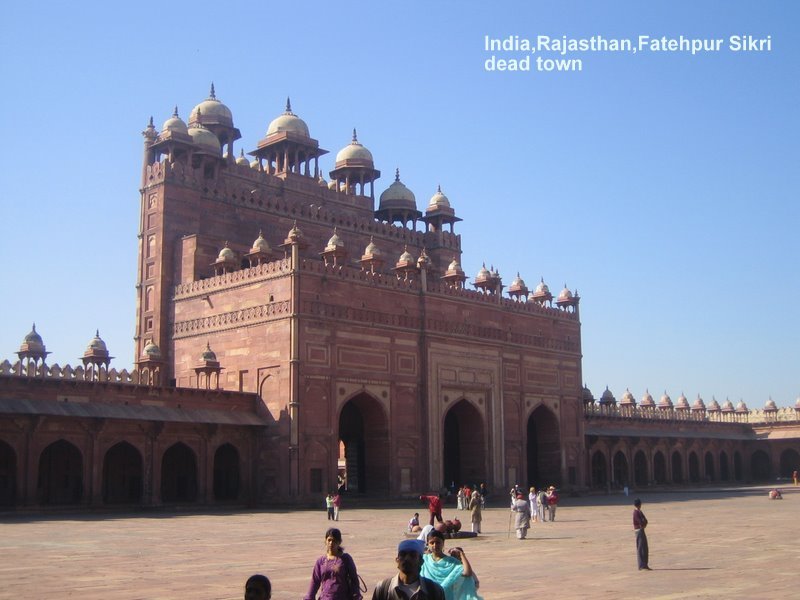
1,359 -> 146,385
584,402 -> 800,424
174,258 -> 292,298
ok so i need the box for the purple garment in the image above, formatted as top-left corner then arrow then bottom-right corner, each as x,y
304,552 -> 361,600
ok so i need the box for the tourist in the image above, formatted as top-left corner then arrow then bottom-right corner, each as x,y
632,498 -> 651,571
420,493 -> 444,526
304,528 -> 362,600
546,486 -> 559,521
511,493 -> 531,539
326,493 -> 335,521
371,539 -> 445,600
333,492 -> 342,521
537,488 -> 548,522
478,483 -> 487,508
421,529 -> 483,600
528,487 -> 538,523
468,490 -> 482,534
769,488 -> 783,500
456,487 -> 465,511
793,470 -> 798,486
244,574 -> 271,600
408,512 -> 421,533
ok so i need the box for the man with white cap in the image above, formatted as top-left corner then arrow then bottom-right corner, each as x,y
371,539 -> 445,600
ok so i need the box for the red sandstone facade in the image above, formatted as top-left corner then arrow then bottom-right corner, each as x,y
0,87 -> 798,510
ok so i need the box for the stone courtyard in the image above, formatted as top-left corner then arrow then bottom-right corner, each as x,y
0,486 -> 795,599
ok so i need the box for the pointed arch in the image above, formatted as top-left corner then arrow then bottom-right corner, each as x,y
688,451 -> 700,482
750,450 -> 771,481
633,450 -> 648,487
525,404 -> 561,488
103,441 -> 143,504
613,450 -> 629,487
779,449 -> 800,479
213,443 -> 241,501
671,450 -> 683,483
38,439 -> 83,505
653,451 -> 667,484
591,451 -> 607,488
0,439 -> 16,506
704,451 -> 715,481
161,442 -> 197,502
443,399 -> 486,488
719,451 -> 730,481
338,392 -> 389,494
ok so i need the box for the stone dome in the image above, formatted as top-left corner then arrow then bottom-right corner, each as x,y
475,263 -> 491,281
398,248 -> 414,263
189,84 -> 234,127
161,106 -> 188,135
86,330 -> 108,353
658,392 -> 673,408
535,278 -> 550,295
427,185 -> 451,210
201,343 -> 217,362
236,149 -> 250,167
325,229 -> 344,251
364,238 -> 381,256
676,393 -> 690,410
251,231 -> 270,253
142,342 -> 161,359
379,169 -> 417,211
557,285 -> 573,302
188,120 -> 221,155
22,324 -> 44,350
599,386 -> 616,405
582,385 -> 595,403
692,395 -> 706,411
335,129 -> 373,165
640,390 -> 656,408
511,273 -> 526,289
721,398 -> 735,412
286,222 -> 303,243
217,243 -> 235,261
764,398 -> 777,411
735,400 -> 748,413
446,258 -> 464,275
620,388 -> 636,406
707,397 -> 721,412
266,98 -> 310,137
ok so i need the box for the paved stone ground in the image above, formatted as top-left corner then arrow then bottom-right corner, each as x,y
0,485 -> 796,599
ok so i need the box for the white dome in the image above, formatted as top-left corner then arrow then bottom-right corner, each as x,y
266,98 -> 310,137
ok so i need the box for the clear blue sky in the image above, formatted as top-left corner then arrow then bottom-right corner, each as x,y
1,1 -> 797,407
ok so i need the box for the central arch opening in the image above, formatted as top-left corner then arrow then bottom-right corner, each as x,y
338,393 -> 389,494
103,442 -> 143,504
525,405 -> 561,488
38,440 -> 83,505
443,399 -> 485,487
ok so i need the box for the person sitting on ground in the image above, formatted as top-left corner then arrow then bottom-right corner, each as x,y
769,488 -> 783,500
371,539 -> 445,600
244,574 -> 271,600
304,527 -> 362,600
408,512 -> 421,533
421,529 -> 483,600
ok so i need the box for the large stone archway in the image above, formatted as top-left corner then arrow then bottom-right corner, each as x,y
613,450 -> 629,487
671,450 -> 683,483
443,399 -> 485,487
213,443 -> 240,501
720,451 -> 730,481
779,448 -> 800,479
38,440 -> 83,505
339,393 -> 389,494
633,450 -> 648,486
161,442 -> 198,503
103,441 -> 143,504
0,439 -> 16,507
525,405 -> 561,488
750,450 -> 771,481
653,451 -> 667,484
591,451 -> 607,488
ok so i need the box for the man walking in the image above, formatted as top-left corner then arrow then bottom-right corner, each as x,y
633,498 -> 651,571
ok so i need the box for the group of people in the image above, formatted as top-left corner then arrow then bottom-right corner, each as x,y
244,526 -> 484,599
325,492 -> 342,521
508,484 -> 559,539
454,484 -> 486,511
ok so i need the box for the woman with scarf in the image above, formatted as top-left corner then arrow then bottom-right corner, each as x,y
304,528 -> 362,600
421,529 -> 483,600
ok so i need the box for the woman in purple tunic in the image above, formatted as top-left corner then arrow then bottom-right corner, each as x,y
304,528 -> 362,600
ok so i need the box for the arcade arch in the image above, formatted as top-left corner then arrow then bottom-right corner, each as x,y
720,451 -> 730,481
750,450 -> 771,481
525,405 -> 560,488
779,448 -> 799,479
103,441 -> 143,504
0,440 -> 16,506
613,450 -> 629,487
689,451 -> 700,483
653,451 -> 667,484
161,442 -> 197,502
591,451 -> 607,488
444,399 -> 485,487
38,439 -> 83,505
671,450 -> 683,483
704,452 -> 715,481
338,393 -> 389,494
213,443 -> 240,501
633,450 -> 648,486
